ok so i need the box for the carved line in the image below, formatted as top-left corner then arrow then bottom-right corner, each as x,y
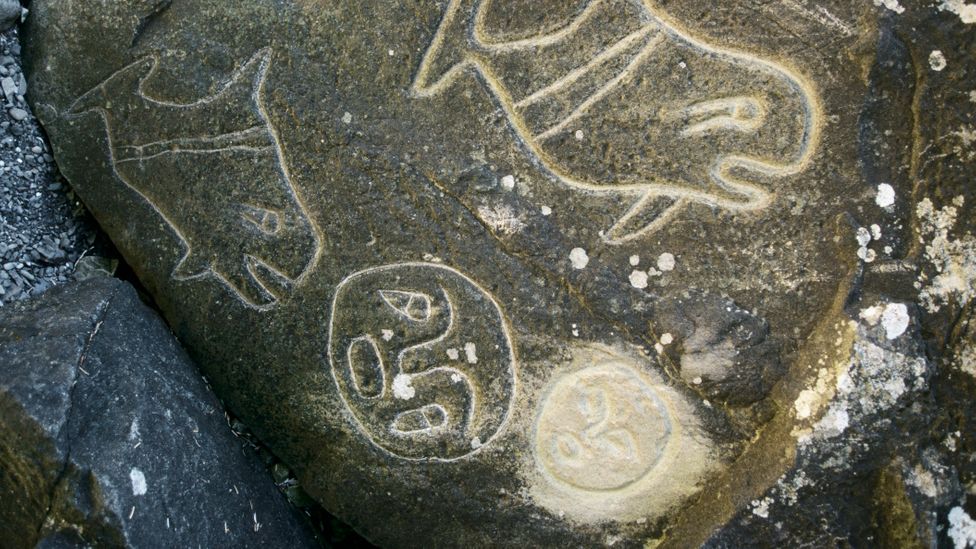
115,145 -> 276,164
117,125 -> 270,157
327,262 -> 518,463
411,0 -> 824,245
64,47 -> 324,310
515,25 -> 657,109
534,32 -> 665,141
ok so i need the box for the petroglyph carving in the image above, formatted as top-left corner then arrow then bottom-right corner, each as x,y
412,0 -> 822,243
535,362 -> 671,491
67,48 -> 321,308
328,263 -> 516,461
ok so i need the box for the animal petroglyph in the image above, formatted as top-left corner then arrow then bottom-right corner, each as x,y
535,362 -> 671,491
412,0 -> 822,243
67,48 -> 321,308
328,263 -> 516,461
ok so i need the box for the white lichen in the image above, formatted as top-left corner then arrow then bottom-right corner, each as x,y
916,197 -> 976,312
569,247 -> 589,270
657,252 -> 676,272
873,0 -> 905,14
130,468 -> 147,496
881,303 -> 909,340
629,269 -> 649,289
876,183 -> 896,208
949,507 -> 976,548
940,0 -> 976,24
392,374 -> 416,400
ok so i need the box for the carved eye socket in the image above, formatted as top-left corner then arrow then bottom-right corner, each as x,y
240,204 -> 281,235
677,96 -> 767,137
379,290 -> 433,322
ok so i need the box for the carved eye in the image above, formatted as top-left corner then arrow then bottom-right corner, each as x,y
379,290 -> 432,322
577,386 -> 608,425
551,432 -> 584,465
346,336 -> 385,399
677,96 -> 766,137
240,204 -> 281,235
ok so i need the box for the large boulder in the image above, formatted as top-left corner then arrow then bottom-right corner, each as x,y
0,277 -> 319,547
21,1 -> 975,546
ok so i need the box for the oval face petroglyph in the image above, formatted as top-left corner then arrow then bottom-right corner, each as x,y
328,263 -> 516,461
535,362 -> 672,491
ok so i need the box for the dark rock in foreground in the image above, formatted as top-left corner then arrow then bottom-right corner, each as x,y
0,277 -> 319,548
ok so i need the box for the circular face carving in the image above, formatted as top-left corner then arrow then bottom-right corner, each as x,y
328,262 -> 516,461
535,362 -> 671,491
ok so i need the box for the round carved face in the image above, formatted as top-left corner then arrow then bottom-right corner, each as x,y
328,263 -> 516,461
535,362 -> 672,491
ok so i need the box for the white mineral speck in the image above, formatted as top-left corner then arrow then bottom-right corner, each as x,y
130,468 -> 147,496
342,112 -> 352,124
464,342 -> 478,364
540,205 -> 552,216
629,270 -> 648,289
873,0 -> 905,14
939,0 -> 976,23
876,183 -> 896,207
657,252 -> 675,272
856,227 -> 872,247
948,507 -> 976,548
859,305 -> 884,326
574,129 -> 584,140
569,247 -> 589,269
446,348 -> 459,360
381,329 -> 394,341
661,333 -> 674,345
470,437 -> 483,449
929,50 -> 947,71
871,224 -> 882,240
500,175 -> 516,191
392,374 -> 416,400
629,255 -> 640,266
857,247 -> 877,263
882,303 -> 910,339
751,498 -> 772,518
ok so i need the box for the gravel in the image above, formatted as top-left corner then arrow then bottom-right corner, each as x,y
0,27 -> 100,307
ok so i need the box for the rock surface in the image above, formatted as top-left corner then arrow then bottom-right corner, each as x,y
0,277 -> 319,548
20,1 -> 976,546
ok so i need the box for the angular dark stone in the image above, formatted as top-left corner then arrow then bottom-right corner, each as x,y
0,277 -> 319,548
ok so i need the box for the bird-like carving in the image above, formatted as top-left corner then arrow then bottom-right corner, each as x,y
67,48 -> 320,308
412,0 -> 821,243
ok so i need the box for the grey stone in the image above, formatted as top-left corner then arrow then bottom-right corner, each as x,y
0,277 -> 319,548
0,1 -> 21,33
20,0 -> 976,546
